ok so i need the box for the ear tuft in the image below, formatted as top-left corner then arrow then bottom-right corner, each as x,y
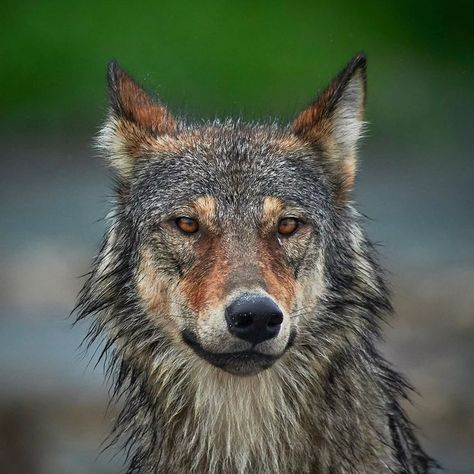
292,53 -> 367,199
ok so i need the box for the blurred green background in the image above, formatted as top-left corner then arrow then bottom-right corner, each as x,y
2,0 -> 473,144
0,1 -> 473,473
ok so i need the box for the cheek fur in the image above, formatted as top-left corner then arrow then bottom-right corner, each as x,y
136,249 -> 172,315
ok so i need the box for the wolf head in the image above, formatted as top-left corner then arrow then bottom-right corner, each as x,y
81,54 -> 376,379
75,56 -> 438,474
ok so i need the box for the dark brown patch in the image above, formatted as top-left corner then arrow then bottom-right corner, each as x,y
179,233 -> 229,315
259,197 -> 300,311
177,196 -> 227,314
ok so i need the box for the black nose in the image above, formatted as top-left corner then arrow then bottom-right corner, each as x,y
225,294 -> 283,345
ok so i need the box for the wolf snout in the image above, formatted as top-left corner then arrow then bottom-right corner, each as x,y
225,294 -> 283,345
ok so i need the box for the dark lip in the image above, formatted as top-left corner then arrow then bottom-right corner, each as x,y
182,330 -> 295,375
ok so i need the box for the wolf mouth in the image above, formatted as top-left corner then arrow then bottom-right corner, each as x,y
181,330 -> 282,375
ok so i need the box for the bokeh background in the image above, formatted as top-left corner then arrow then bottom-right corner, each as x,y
1,1 -> 473,473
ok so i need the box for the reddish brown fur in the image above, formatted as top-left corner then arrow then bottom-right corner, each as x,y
180,234 -> 229,315
114,118 -> 166,159
259,197 -> 297,312
258,240 -> 297,313
113,65 -> 177,136
178,196 -> 230,315
291,58 -> 366,202
177,195 -> 299,315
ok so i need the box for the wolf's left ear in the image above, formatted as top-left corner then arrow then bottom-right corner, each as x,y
98,60 -> 177,177
291,53 -> 367,199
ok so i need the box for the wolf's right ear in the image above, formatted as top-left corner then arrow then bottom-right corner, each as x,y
97,60 -> 177,177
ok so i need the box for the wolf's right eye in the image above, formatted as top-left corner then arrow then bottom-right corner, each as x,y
175,217 -> 199,234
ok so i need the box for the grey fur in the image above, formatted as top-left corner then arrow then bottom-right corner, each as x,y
75,55 -> 437,473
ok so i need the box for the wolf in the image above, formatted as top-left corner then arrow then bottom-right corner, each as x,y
75,54 -> 436,473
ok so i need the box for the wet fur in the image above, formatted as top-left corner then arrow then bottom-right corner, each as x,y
75,55 -> 436,473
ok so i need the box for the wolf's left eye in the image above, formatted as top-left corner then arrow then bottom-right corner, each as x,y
175,217 -> 199,234
277,217 -> 301,236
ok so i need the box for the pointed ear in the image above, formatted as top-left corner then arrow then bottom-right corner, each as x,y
291,53 -> 367,199
98,60 -> 177,176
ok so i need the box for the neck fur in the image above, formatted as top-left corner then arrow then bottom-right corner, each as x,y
110,331 -> 392,474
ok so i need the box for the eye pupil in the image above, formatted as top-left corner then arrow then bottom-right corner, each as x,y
175,217 -> 199,234
277,217 -> 300,236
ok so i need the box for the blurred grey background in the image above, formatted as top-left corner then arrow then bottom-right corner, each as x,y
1,1 -> 473,473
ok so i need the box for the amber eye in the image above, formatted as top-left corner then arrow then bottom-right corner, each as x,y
277,217 -> 301,236
175,217 -> 199,234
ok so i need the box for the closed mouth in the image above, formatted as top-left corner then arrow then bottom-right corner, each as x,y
181,330 -> 281,375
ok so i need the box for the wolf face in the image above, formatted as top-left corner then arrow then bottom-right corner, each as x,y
77,55 -> 435,473
94,56 -> 365,377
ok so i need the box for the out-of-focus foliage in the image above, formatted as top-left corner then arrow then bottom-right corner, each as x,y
1,0 -> 473,147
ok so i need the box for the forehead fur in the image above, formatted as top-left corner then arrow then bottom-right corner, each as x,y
129,121 -> 330,215
137,121 -> 308,158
